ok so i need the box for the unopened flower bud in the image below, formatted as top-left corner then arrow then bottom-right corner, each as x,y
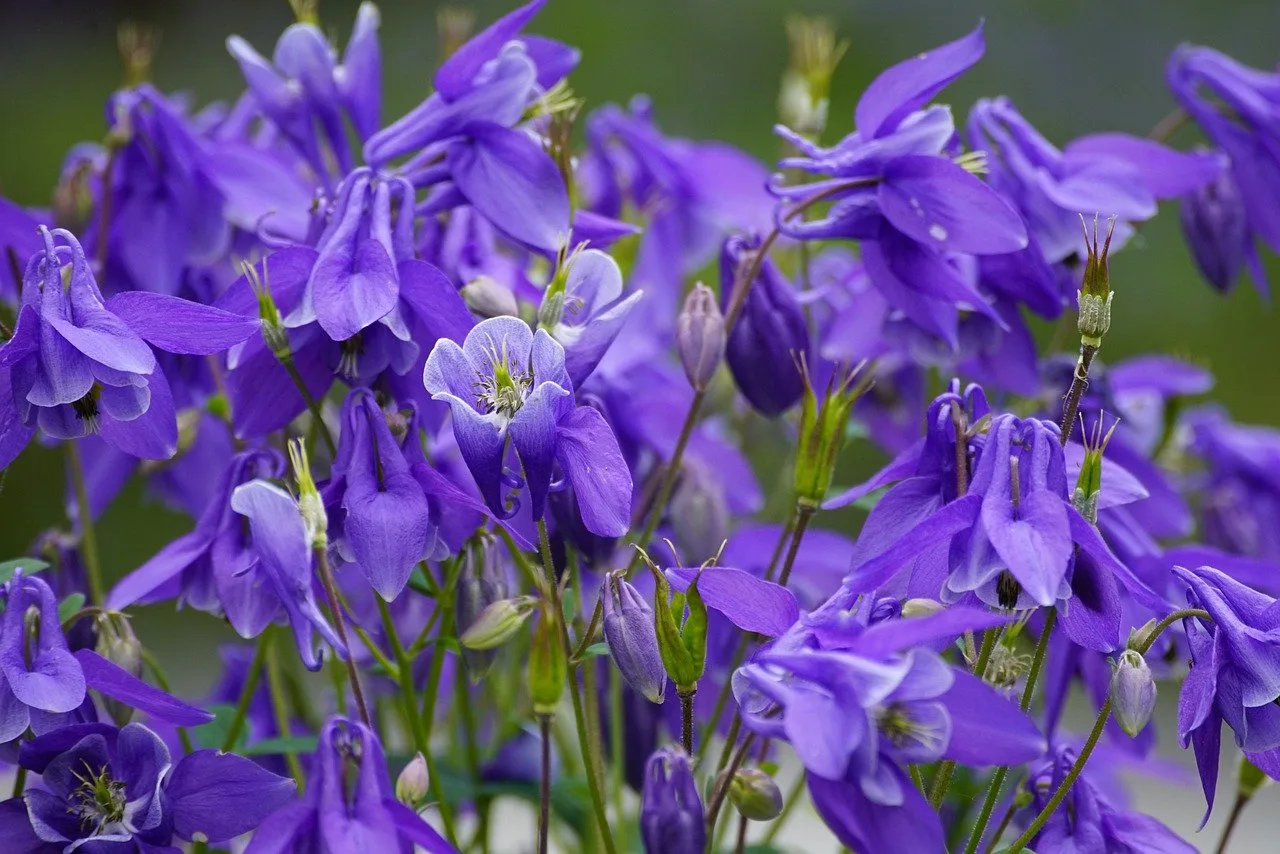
456,537 -> 510,678
288,440 -> 327,548
1110,649 -> 1156,737
1077,215 -> 1115,347
528,605 -> 566,716
795,362 -> 870,507
396,753 -> 430,806
646,557 -> 707,695
901,598 -> 945,618
669,465 -> 728,564
95,611 -> 143,726
1181,165 -> 1248,294
727,767 -> 784,821
462,275 -> 520,319
460,595 -> 537,651
777,16 -> 846,139
1126,618 -> 1160,654
676,283 -> 725,392
602,571 -> 667,704
641,746 -> 705,854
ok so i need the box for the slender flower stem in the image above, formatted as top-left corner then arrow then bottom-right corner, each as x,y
1149,107 -> 1189,142
772,505 -> 813,588
537,520 -> 617,854
680,689 -> 696,754
65,441 -> 106,606
705,731 -> 757,833
222,631 -> 269,752
1214,791 -> 1250,854
454,663 -> 491,854
981,775 -> 1026,854
965,610 -> 1058,853
1058,344 -> 1098,446
762,771 -> 807,845
263,627 -> 306,788
12,766 -> 26,798
279,353 -> 337,456
313,545 -> 372,730
94,143 -> 120,272
378,598 -> 429,756
608,666 -> 626,840
1006,607 -> 1212,852
930,629 -> 999,807
419,592 -> 461,847
734,812 -> 750,854
140,649 -> 194,754
538,713 -> 553,854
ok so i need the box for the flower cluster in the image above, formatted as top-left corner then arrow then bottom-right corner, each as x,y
2,3 -> 1280,853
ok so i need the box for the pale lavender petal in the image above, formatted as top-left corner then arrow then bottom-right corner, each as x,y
434,0 -> 545,99
107,292 -> 260,355
941,669 -> 1046,765
97,367 -> 178,460
665,567 -> 799,637
555,406 -> 632,537
1064,134 -> 1225,197
879,155 -> 1028,254
981,488 -> 1072,607
75,649 -> 213,726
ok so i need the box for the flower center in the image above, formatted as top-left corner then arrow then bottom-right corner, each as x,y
72,386 -> 101,430
475,344 -> 532,420
69,761 -> 127,834
338,334 -> 365,380
875,702 -> 944,756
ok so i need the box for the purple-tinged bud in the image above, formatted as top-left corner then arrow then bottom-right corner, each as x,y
1180,166 -> 1249,294
641,746 -> 705,854
460,595 -> 537,650
95,611 -> 143,726
395,753 -> 430,806
727,767 -> 784,821
462,275 -> 520,319
603,571 -> 667,705
669,465 -> 728,564
676,283 -> 725,392
720,235 -> 811,416
1110,649 -> 1156,737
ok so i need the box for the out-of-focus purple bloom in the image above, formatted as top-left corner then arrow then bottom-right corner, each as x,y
0,227 -> 257,465
0,721 -> 292,850
1187,408 -> 1280,563
603,572 -> 666,704
640,746 -> 704,854
423,316 -> 631,534
1169,45 -> 1280,296
1174,565 -> 1280,821
675,283 -> 725,392
720,234 -> 810,415
1181,165 -> 1253,293
248,717 -> 456,853
542,248 -> 642,386
969,96 -> 1221,267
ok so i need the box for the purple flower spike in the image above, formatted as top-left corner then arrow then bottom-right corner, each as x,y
423,316 -> 632,534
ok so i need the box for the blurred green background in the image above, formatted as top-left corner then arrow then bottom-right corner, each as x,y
3,2 -> 1280,849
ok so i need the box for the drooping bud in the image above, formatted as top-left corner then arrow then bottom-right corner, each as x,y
645,554 -> 707,695
727,767 -> 784,821
640,746 -> 706,854
777,15 -> 847,139
528,604 -> 566,716
460,596 -> 538,651
602,571 -> 667,704
669,465 -> 728,564
288,439 -> 327,548
676,283 -> 725,392
1181,164 -> 1248,294
795,361 -> 871,508
117,22 -> 159,88
720,235 -> 811,416
395,753 -> 430,807
461,275 -> 520,319
1077,215 -> 1115,348
94,611 -> 143,726
1126,617 -> 1160,653
455,537 -> 511,678
1110,649 -> 1157,737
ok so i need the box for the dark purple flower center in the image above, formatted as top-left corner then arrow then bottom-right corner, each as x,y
338,334 -> 366,379
72,386 -> 101,427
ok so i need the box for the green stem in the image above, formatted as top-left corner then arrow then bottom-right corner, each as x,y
140,649 -> 194,754
772,505 -> 813,587
263,628 -> 306,788
12,765 -> 26,798
762,771 -> 806,845
981,778 -> 1025,854
275,351 -> 336,456
454,659 -> 491,854
65,441 -> 105,606
1214,791 -> 1250,854
965,609 -> 1057,853
419,594 -> 461,847
911,764 -> 927,793
931,629 -> 999,808
608,665 -> 626,842
1005,607 -> 1211,852
222,632 -> 269,752
538,713 -> 553,854
704,731 -> 757,834
313,545 -> 372,729
378,598 -> 428,756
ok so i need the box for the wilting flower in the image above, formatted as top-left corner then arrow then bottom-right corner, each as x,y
640,746 -> 705,854
0,227 -> 258,465
423,315 -> 631,534
0,721 -> 293,849
248,717 -> 455,853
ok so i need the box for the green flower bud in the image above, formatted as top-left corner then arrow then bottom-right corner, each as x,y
1073,416 -> 1119,524
95,612 -> 143,727
396,753 -> 430,807
288,440 -> 327,548
1077,214 -> 1115,347
727,767 -> 784,821
778,16 -> 846,139
794,361 -> 871,508
645,553 -> 707,694
459,595 -> 538,651
528,605 -> 566,716
1126,617 -> 1160,653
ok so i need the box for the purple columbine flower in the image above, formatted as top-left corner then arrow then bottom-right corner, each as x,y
247,717 -> 456,853
541,248 -> 643,386
640,746 -> 705,854
1174,565 -> 1280,821
0,227 -> 259,466
1187,408 -> 1280,563
1168,45 -> 1280,296
1180,161 -> 1253,293
0,721 -> 293,850
719,234 -> 810,416
423,315 -> 631,536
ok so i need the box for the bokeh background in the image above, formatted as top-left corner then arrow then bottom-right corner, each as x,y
3,0 -> 1280,850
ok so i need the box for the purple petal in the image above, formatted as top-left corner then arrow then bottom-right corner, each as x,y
1064,134 -> 1225,198
0,580 -> 85,714
396,259 -> 475,346
447,122 -> 570,254
0,369 -> 35,470
0,796 -> 46,854
203,142 -> 313,240
982,488 -> 1072,607
846,494 -> 981,591
555,406 -> 632,537
311,237 -> 398,342
665,567 -> 799,637
809,772 -> 945,853
97,366 -> 178,460
167,749 -> 296,843
852,607 -> 1011,658
75,649 -> 213,727
384,800 -> 458,853
107,292 -> 260,355
856,22 -> 985,139
434,0 -> 545,99
880,155 -> 1028,254
941,669 -> 1046,765
823,439 -> 924,510
340,3 -> 383,140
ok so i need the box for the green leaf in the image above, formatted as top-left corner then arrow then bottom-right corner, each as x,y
58,593 -> 86,624
241,735 -> 318,756
194,703 -> 241,751
0,558 -> 49,585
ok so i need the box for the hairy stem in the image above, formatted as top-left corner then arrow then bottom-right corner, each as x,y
313,545 -> 372,730
680,688 -> 696,755
1058,344 -> 1097,446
